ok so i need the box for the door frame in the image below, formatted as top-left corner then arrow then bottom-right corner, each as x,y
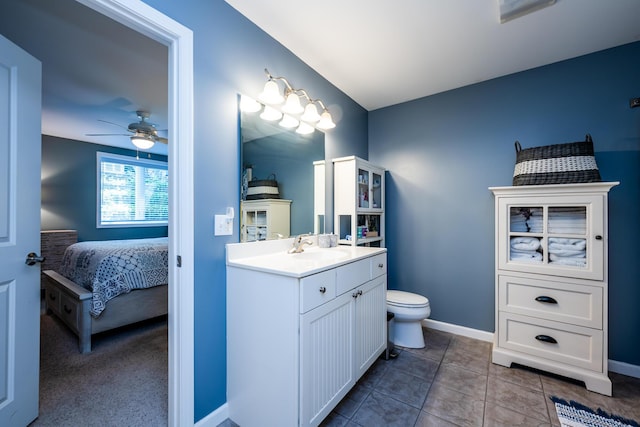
74,1 -> 195,425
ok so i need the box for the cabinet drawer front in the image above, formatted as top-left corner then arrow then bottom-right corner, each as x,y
300,269 -> 336,313
498,312 -> 603,372
498,275 -> 602,329
44,284 -> 61,314
337,259 -> 370,295
60,293 -> 80,333
370,254 -> 387,279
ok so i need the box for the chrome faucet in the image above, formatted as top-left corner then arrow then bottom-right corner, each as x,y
288,233 -> 314,253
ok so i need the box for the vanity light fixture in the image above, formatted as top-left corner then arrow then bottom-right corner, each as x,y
131,133 -> 155,150
256,68 -> 337,133
279,114 -> 299,128
260,105 -> 282,121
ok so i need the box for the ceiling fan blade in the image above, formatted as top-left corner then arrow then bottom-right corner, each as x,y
156,137 -> 169,144
98,119 -> 131,131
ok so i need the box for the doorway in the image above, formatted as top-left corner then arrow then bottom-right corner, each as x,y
0,0 -> 194,425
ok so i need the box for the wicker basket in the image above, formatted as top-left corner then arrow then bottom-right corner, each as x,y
246,174 -> 280,200
512,134 -> 601,186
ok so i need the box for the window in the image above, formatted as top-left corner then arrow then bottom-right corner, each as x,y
97,152 -> 168,227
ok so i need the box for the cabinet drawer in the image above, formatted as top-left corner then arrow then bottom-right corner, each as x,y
44,284 -> 61,314
498,312 -> 603,372
370,254 -> 387,279
498,275 -> 602,329
60,293 -> 80,333
300,269 -> 336,313
337,259 -> 370,295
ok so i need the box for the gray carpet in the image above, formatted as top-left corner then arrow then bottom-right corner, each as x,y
31,313 -> 168,426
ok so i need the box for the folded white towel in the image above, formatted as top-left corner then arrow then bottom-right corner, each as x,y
549,257 -> 587,267
510,249 -> 543,262
510,237 -> 541,251
550,251 -> 586,260
548,238 -> 587,251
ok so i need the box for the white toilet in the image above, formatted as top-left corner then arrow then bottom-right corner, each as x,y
386,290 -> 431,349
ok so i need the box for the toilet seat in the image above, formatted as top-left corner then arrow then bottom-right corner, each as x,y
387,290 -> 429,308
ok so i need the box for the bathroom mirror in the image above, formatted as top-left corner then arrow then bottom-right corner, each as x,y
239,97 -> 325,240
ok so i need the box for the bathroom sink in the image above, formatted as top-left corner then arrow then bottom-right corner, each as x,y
290,247 -> 351,262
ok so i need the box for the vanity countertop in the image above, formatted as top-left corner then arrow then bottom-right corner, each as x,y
226,237 -> 386,278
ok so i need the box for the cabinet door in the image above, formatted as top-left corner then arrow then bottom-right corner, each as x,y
300,292 -> 354,427
354,276 -> 387,378
497,194 -> 605,280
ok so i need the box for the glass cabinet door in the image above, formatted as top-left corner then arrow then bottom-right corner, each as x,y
499,195 -> 604,280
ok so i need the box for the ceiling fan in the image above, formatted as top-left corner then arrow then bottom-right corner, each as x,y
86,110 -> 168,150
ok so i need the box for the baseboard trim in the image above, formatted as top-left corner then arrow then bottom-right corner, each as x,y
421,319 -> 639,379
422,319 -> 494,343
609,359 -> 640,379
195,403 -> 229,427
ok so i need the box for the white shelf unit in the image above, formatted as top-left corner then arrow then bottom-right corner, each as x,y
333,156 -> 385,247
240,199 -> 291,242
490,182 -> 618,396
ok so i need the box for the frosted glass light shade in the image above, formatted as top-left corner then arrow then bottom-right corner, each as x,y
316,111 -> 336,130
282,93 -> 303,114
131,135 -> 155,149
296,122 -> 315,135
300,103 -> 321,123
259,80 -> 284,104
240,95 -> 262,113
260,105 -> 282,121
279,114 -> 299,128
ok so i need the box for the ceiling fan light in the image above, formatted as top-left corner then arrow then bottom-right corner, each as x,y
296,122 -> 315,135
258,80 -> 284,104
131,134 -> 155,149
279,114 -> 299,128
240,95 -> 262,113
316,110 -> 336,130
260,105 -> 283,121
282,92 -> 303,114
300,103 -> 321,123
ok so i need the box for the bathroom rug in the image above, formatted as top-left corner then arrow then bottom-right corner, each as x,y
550,396 -> 640,427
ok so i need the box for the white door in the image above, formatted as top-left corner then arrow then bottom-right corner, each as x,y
0,34 -> 42,427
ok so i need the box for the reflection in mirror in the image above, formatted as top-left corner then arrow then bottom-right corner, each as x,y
240,96 -> 325,241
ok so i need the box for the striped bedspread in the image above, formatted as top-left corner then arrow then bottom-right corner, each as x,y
58,237 -> 168,317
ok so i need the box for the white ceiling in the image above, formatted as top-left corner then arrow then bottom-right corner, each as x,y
225,0 -> 640,111
1,0 -> 639,154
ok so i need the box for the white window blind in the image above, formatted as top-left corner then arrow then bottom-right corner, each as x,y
97,152 -> 168,227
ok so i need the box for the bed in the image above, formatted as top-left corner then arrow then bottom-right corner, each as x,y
42,237 -> 168,353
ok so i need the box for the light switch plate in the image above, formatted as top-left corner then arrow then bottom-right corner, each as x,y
214,215 -> 233,236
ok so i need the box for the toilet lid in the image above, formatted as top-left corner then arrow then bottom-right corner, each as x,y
387,290 -> 429,307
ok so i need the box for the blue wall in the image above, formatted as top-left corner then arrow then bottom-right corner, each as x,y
369,42 -> 640,366
138,1 -> 368,421
41,135 -> 168,241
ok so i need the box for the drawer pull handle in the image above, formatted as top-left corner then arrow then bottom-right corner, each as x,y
358,290 -> 363,296
535,334 -> 557,344
595,235 -> 603,240
319,286 -> 326,294
535,296 -> 558,304
378,263 -> 384,268
48,293 -> 56,301
63,305 -> 72,314
352,292 -> 359,299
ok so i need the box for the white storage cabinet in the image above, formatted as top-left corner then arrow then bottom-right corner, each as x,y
333,156 -> 385,247
490,182 -> 618,395
240,199 -> 291,242
227,252 -> 387,426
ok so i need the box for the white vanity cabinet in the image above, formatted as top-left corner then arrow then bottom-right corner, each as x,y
227,245 -> 387,427
490,182 -> 618,396
333,156 -> 385,247
240,199 -> 291,242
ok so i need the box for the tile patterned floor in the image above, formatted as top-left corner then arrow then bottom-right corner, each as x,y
320,328 -> 640,427
220,327 -> 640,427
